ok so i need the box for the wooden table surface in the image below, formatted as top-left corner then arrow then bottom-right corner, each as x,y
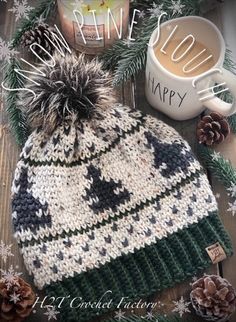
0,1 -> 236,322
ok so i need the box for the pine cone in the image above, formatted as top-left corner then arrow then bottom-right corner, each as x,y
21,23 -> 57,56
197,112 -> 230,146
0,277 -> 36,322
191,275 -> 236,322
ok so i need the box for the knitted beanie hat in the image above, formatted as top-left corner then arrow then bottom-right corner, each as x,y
11,53 -> 233,322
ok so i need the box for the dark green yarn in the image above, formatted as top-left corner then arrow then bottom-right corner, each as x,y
198,215 -> 232,254
99,266 -> 121,303
167,234 -> 193,275
85,270 -> 108,306
63,282 -> 80,322
45,212 -> 233,322
78,275 -> 95,306
20,169 -> 204,248
180,229 -> 206,268
190,224 -> 209,251
133,249 -> 157,292
213,215 -> 232,247
120,256 -> 146,296
208,214 -> 233,252
158,238 -> 185,283
145,246 -> 172,289
109,260 -> 136,299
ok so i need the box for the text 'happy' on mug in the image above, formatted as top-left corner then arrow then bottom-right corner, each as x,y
145,16 -> 236,120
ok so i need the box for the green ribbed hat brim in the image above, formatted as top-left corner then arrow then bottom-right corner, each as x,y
45,212 -> 233,322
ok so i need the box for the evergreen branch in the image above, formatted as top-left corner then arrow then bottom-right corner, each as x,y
224,48 -> 236,74
3,58 -> 29,146
105,314 -> 185,322
11,0 -> 56,48
101,0 -> 201,85
130,0 -> 155,11
217,49 -> 235,104
228,114 -> 236,133
214,49 -> 236,133
196,48 -> 236,189
3,0 -> 56,145
198,144 -> 236,188
223,49 -> 236,133
111,16 -> 159,85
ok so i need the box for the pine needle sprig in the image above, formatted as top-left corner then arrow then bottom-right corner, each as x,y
198,144 -> 236,188
3,58 -> 29,146
106,314 -> 185,322
3,0 -> 56,145
216,49 -> 235,104
223,49 -> 236,133
101,14 -> 169,85
228,115 -> 236,133
101,0 -> 201,85
198,48 -> 236,189
110,16 -> 159,85
11,0 -> 56,49
224,48 -> 236,74
130,0 -> 155,11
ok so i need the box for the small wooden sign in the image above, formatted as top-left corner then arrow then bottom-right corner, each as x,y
206,242 -> 227,264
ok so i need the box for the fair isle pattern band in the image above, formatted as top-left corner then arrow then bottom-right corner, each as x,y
19,170 -> 216,289
11,105 -> 233,321
45,213 -> 232,322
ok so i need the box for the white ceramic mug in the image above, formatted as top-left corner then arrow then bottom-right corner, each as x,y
145,16 -> 236,120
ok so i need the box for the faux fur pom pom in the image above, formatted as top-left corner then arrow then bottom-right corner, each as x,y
20,53 -> 115,134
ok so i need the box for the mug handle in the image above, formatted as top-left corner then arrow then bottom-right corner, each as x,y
203,68 -> 236,116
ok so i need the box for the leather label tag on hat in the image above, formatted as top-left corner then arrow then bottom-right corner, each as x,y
206,242 -> 227,264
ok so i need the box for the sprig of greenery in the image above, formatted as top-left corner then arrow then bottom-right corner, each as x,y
102,16 -> 160,85
3,0 -> 55,145
211,49 -> 236,133
228,114 -> 236,133
3,58 -> 29,145
196,49 -> 236,189
198,144 -> 236,188
224,49 -> 236,133
224,48 -> 236,74
106,314 -> 186,322
101,0 -> 201,85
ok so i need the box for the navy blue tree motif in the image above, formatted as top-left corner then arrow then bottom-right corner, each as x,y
12,167 -> 52,233
83,165 -> 131,214
145,131 -> 194,177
